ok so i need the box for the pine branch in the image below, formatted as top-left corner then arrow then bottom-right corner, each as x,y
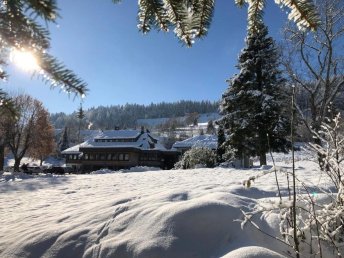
234,0 -> 246,7
0,2 -> 88,96
112,0 -> 320,46
247,0 -> 265,33
138,0 -> 169,33
37,53 -> 88,97
163,0 -> 193,46
138,0 -> 153,33
0,89 -> 16,117
275,0 -> 320,31
0,11 -> 51,50
24,0 -> 59,21
191,0 -> 215,38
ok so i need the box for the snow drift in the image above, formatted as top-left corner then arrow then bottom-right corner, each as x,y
0,158 -> 333,257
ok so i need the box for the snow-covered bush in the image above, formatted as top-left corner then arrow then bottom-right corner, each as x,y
306,114 -> 344,251
174,147 -> 216,169
242,114 -> 344,257
310,114 -> 344,191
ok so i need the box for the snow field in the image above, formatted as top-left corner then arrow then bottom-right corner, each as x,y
0,157 -> 335,258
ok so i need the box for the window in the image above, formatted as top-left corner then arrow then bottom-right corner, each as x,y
84,154 -> 89,160
140,154 -> 148,161
119,154 -> 123,160
89,154 -> 94,160
107,153 -> 112,160
100,154 -> 106,160
149,154 -> 157,161
124,154 -> 129,161
112,153 -> 118,160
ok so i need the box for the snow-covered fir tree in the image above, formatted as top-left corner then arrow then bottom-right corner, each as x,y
59,127 -> 70,153
219,22 -> 291,165
216,124 -> 226,163
76,104 -> 85,143
206,120 -> 216,135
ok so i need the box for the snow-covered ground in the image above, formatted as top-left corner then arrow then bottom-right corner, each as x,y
0,150 -> 338,258
4,156 -> 65,169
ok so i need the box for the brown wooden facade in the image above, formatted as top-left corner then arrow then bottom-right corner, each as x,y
63,130 -> 180,172
64,147 -> 178,171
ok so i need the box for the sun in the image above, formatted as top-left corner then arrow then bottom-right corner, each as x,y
10,48 -> 40,71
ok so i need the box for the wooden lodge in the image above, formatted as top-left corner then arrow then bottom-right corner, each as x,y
62,129 -> 179,172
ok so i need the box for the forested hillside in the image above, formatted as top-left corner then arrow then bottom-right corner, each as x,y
50,100 -> 219,129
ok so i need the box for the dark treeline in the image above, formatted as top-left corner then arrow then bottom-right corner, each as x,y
50,100 -> 219,129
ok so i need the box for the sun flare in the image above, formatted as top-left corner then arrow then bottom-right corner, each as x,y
10,49 -> 40,71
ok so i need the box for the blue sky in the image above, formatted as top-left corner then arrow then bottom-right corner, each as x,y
3,1 -> 288,114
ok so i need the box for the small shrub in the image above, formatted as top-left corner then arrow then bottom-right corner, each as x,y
174,147 -> 216,169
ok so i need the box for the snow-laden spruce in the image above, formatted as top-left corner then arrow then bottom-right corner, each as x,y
219,23 -> 291,166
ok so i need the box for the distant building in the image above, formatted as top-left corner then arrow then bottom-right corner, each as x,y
62,129 -> 179,171
172,134 -> 217,154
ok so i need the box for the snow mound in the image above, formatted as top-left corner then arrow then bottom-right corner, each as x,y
90,167 -> 161,174
1,188 -> 284,258
4,156 -> 65,168
0,158 -> 334,258
90,168 -> 115,174
82,193 -> 257,258
0,172 -> 55,183
221,246 -> 286,258
120,166 -> 161,173
0,172 -> 34,182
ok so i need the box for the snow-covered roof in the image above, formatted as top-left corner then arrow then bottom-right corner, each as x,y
172,134 -> 218,150
94,130 -> 142,140
79,130 -> 102,141
62,130 -> 167,154
61,144 -> 82,154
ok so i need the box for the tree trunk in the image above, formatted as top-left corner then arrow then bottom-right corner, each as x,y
259,131 -> 267,166
40,157 -> 43,166
313,129 -> 327,170
0,144 -> 4,171
14,158 -> 21,172
259,152 -> 267,166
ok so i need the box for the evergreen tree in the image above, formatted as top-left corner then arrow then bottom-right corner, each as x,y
59,127 -> 70,152
0,90 -> 17,171
50,100 -> 219,130
206,120 -> 215,134
216,125 -> 226,163
76,103 -> 85,143
219,23 -> 291,166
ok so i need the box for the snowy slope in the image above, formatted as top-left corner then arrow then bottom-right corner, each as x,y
136,112 -> 220,128
173,134 -> 218,149
0,151 -> 337,258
